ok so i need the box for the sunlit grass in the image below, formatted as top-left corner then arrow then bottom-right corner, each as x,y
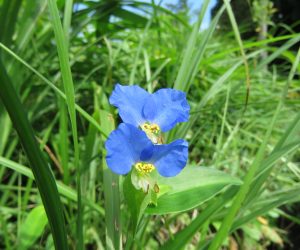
0,0 -> 299,249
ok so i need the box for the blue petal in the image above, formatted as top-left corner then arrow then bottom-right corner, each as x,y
105,123 -> 152,175
150,139 -> 188,177
142,89 -> 190,132
140,144 -> 154,162
109,84 -> 149,127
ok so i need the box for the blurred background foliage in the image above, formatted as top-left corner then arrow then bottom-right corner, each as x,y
0,0 -> 299,249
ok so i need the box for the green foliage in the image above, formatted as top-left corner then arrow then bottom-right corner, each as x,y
0,0 -> 299,249
18,205 -> 48,250
146,167 -> 242,215
0,60 -> 68,249
123,173 -> 153,234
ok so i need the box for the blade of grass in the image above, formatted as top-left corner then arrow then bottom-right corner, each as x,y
16,1 -> 47,52
222,0 -> 250,109
57,78 -> 70,184
208,86 -> 281,250
168,4 -> 229,142
47,0 -> 82,248
205,34 -> 299,64
0,112 -> 11,155
207,43 -> 300,250
255,36 -> 300,72
129,19 -> 152,85
63,0 -> 73,48
0,0 -> 22,156
161,187 -> 238,250
173,50 -> 260,142
214,85 -> 231,165
99,110 -> 121,250
0,0 -> 21,48
184,3 -> 226,93
0,171 -> 18,205
0,60 -> 68,250
0,42 -> 108,138
231,186 -> 300,231
0,215 -> 11,249
173,0 -> 211,91
243,46 -> 300,205
56,0 -> 74,185
0,156 -> 104,215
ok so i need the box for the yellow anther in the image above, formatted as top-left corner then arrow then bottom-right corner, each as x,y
150,124 -> 160,133
135,162 -> 155,174
141,122 -> 161,135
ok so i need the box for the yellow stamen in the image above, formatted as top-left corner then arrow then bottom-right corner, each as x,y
135,162 -> 155,174
141,123 -> 160,134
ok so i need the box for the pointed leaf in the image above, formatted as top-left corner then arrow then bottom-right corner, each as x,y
146,166 -> 242,214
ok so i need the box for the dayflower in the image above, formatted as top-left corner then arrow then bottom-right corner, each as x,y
109,84 -> 190,143
105,123 -> 188,191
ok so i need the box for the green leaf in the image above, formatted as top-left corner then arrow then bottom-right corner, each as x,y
123,174 -> 152,234
173,0 -> 211,92
19,205 -> 48,250
0,0 -> 21,48
0,59 -> 68,250
0,156 -> 104,215
100,109 -> 121,250
161,187 -> 238,250
0,42 -> 108,138
208,11 -> 300,250
47,0 -> 82,247
146,166 -> 242,215
243,47 -> 300,206
232,186 -> 300,231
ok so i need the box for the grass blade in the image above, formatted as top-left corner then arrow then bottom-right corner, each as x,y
100,110 -> 121,250
222,0 -> 250,108
0,61 -> 68,250
173,0 -> 211,91
161,187 -> 238,250
207,42 -> 300,250
243,46 -> 300,206
208,93 -> 280,250
0,42 -> 108,138
57,0 -> 74,185
0,156 -> 104,215
47,1 -> 83,247
231,186 -> 300,231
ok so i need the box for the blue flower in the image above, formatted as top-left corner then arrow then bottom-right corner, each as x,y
109,84 -> 190,133
105,123 -> 188,177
